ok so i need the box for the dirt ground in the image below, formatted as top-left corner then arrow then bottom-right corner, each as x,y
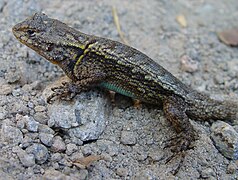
0,0 -> 238,179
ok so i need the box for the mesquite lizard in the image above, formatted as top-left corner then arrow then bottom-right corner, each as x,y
12,13 -> 238,153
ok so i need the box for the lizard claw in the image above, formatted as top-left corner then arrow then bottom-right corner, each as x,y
46,82 -> 78,104
162,132 -> 196,175
163,131 -> 196,153
164,150 -> 186,175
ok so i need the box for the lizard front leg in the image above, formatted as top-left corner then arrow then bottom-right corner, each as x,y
47,68 -> 108,103
47,78 -> 92,103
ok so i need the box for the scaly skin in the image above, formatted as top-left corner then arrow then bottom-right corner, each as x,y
12,13 -> 238,153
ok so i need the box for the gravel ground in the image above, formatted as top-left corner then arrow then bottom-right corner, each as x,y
0,0 -> 238,179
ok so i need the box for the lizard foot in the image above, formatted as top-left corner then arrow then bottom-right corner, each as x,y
162,131 -> 197,175
163,131 -> 196,153
164,150 -> 186,175
47,82 -> 78,104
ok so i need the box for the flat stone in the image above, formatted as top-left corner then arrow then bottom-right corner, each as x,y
211,121 -> 238,160
45,84 -> 109,141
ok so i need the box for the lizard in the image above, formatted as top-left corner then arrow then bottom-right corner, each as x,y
12,12 -> 238,155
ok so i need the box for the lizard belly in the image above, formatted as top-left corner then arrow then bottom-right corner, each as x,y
99,82 -> 135,98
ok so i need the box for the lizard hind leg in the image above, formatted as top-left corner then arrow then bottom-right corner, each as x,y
162,95 -> 197,152
162,95 -> 197,174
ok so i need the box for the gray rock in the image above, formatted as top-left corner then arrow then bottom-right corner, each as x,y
21,135 -> 33,148
0,84 -> 12,95
25,116 -> 39,132
51,136 -> 66,153
46,88 -> 109,141
16,149 -> 35,167
34,112 -> 48,124
116,167 -> 128,177
211,121 -> 238,160
0,113 -> 5,120
26,144 -> 49,164
200,168 -> 216,179
5,71 -> 21,83
120,131 -> 137,145
1,123 -> 23,144
134,169 -> 156,180
43,169 -> 69,180
51,153 -> 63,162
34,105 -> 46,112
227,162 -> 237,174
81,146 -> 92,156
70,136 -> 84,146
180,54 -> 199,73
39,133 -> 54,147
38,124 -> 54,134
66,143 -> 78,155
16,120 -> 25,130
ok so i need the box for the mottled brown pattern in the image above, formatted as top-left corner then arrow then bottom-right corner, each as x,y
12,13 -> 238,153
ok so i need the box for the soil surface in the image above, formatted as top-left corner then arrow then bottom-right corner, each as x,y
0,0 -> 238,179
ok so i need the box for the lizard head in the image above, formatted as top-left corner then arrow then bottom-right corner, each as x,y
12,13 -> 89,65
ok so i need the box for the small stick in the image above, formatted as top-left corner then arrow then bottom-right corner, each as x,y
112,6 -> 129,45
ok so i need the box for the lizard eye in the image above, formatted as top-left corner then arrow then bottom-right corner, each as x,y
27,29 -> 36,37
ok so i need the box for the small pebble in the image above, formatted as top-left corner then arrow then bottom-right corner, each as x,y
116,167 -> 128,177
51,136 -> 66,153
200,168 -> 216,178
180,54 -> 199,73
66,143 -> 78,155
34,105 -> 46,112
211,121 -> 238,160
0,84 -> 12,95
227,162 -> 237,174
33,112 -> 48,124
25,116 -> 39,132
38,124 -> 54,134
81,146 -> 92,156
26,144 -> 49,164
17,149 -> 35,167
39,133 -> 54,147
120,131 -> 137,145
16,119 -> 25,129
27,101 -> 34,108
5,71 -> 21,83
1,124 -> 23,144
0,112 -> 6,120
43,169 -> 68,179
51,153 -> 62,162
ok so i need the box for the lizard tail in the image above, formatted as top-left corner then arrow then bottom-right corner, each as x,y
186,93 -> 238,121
